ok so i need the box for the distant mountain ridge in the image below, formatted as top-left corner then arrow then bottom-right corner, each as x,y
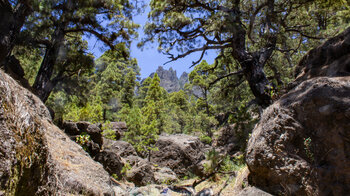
148,66 -> 189,93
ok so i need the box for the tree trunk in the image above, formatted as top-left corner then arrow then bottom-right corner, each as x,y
239,55 -> 272,108
204,89 -> 210,116
0,0 -> 31,65
230,25 -> 274,108
103,108 -> 107,121
32,26 -> 65,102
227,1 -> 275,108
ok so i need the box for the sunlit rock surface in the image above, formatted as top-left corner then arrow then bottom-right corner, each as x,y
0,70 -> 119,195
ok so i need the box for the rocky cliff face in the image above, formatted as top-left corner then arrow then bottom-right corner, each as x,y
179,72 -> 189,89
246,27 -> 350,195
149,66 -> 188,93
0,70 -> 120,195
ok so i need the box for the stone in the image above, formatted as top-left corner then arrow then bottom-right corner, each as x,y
237,186 -> 272,196
76,121 -> 91,131
126,158 -> 155,187
150,134 -> 206,177
154,167 -> 178,184
246,77 -> 350,195
195,188 -> 214,196
62,121 -> 80,135
214,124 -> 241,155
292,26 -> 350,87
103,139 -> 137,158
128,184 -> 164,196
86,140 -> 101,157
232,167 -> 250,195
125,155 -> 146,167
149,66 -> 181,93
62,121 -> 103,148
106,121 -> 128,140
94,149 -> 124,178
86,123 -> 103,147
0,70 -> 118,195
246,27 -> 350,196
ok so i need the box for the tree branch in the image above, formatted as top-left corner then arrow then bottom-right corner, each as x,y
65,28 -> 114,49
285,28 -> 325,40
209,70 -> 244,86
248,2 -> 269,44
164,44 -> 228,66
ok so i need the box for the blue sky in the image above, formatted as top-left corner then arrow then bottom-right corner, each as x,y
86,1 -> 217,78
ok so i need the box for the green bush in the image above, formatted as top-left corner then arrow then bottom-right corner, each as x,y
101,121 -> 116,140
200,134 -> 212,145
76,133 -> 91,151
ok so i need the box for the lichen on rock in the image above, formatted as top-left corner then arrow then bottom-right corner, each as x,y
0,70 -> 120,195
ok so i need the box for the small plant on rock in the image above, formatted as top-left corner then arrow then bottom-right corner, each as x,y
121,162 -> 132,176
76,133 -> 90,151
304,137 -> 314,162
200,134 -> 212,145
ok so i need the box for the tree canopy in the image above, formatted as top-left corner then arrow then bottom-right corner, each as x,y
141,0 -> 349,107
9,0 -> 142,102
0,0 -> 348,164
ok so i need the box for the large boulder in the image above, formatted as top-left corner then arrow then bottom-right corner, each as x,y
214,124 -> 252,155
102,139 -> 173,186
150,134 -> 206,177
0,70 -> 120,195
94,149 -> 124,178
103,139 -> 138,158
246,77 -> 350,195
126,158 -> 155,187
293,27 -> 350,86
94,139 -> 137,179
62,121 -> 80,136
246,27 -> 350,196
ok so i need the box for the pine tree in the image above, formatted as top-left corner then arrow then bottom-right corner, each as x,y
136,77 -> 152,107
92,43 -> 140,121
16,0 -> 141,102
142,0 -> 348,108
0,0 -> 32,65
166,90 -> 190,133
142,73 -> 168,133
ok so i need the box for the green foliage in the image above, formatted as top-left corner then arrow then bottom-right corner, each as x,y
63,95 -> 104,123
204,149 -> 245,178
119,102 -> 159,157
111,174 -> 118,180
200,134 -> 212,145
136,77 -> 152,107
76,133 -> 91,151
142,0 -> 349,109
141,73 -> 168,134
204,149 -> 223,175
228,104 -> 258,151
12,46 -> 42,85
13,0 -> 142,103
304,137 -> 314,162
92,43 -> 140,121
101,121 -> 116,140
163,90 -> 191,133
16,0 -> 350,167
221,155 -> 245,172
45,42 -> 140,123
121,162 -> 132,176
